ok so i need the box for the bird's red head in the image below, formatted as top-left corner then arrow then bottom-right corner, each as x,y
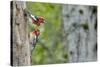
37,16 -> 44,25
32,28 -> 40,36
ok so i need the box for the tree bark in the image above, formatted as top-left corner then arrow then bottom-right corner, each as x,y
11,1 -> 31,66
62,4 -> 97,62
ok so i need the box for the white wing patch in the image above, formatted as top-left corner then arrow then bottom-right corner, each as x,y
30,14 -> 37,21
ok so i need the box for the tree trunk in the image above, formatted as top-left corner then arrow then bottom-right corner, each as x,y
11,1 -> 31,66
62,4 -> 97,62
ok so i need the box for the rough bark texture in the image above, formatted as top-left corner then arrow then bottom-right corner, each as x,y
11,1 -> 31,66
62,5 -> 97,62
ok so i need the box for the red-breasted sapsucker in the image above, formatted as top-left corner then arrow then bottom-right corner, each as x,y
24,9 -> 45,26
30,28 -> 40,50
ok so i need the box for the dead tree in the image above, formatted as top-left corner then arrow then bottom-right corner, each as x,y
11,1 -> 31,66
62,4 -> 97,62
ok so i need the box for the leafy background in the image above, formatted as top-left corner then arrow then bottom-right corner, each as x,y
26,2 -> 68,65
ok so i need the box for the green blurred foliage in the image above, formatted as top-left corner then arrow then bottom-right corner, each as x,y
26,2 -> 68,65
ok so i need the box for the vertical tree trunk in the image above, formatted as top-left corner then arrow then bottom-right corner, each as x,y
62,4 -> 97,62
11,1 -> 31,66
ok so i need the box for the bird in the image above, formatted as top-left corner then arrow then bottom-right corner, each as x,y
24,9 -> 45,26
29,28 -> 40,50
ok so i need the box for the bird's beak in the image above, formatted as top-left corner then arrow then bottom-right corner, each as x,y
43,20 -> 46,23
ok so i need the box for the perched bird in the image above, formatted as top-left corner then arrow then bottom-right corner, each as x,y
24,9 -> 45,26
30,28 -> 40,50
30,15 -> 45,26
